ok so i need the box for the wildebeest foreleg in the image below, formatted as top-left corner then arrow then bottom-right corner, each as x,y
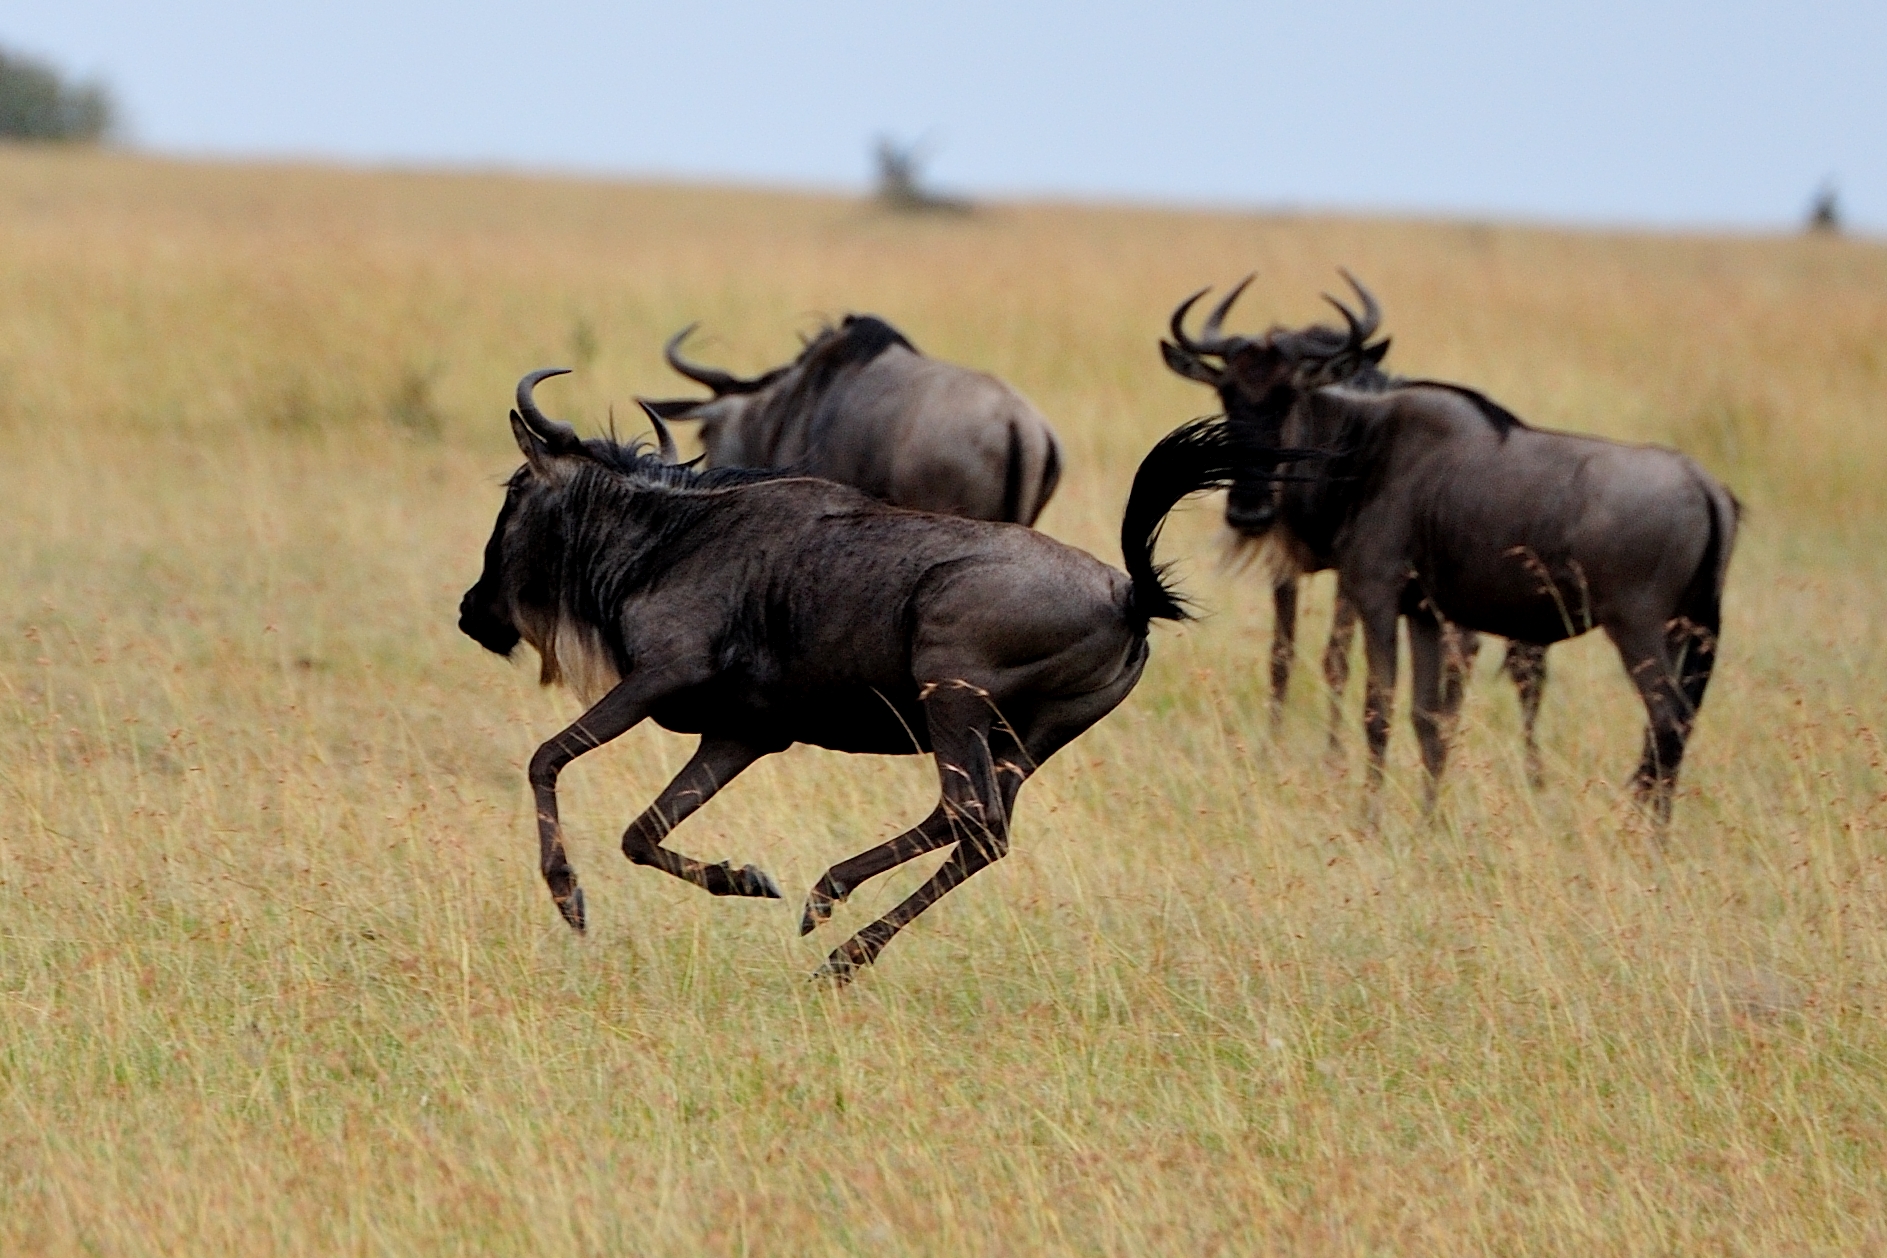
1607,621 -> 1693,827
527,682 -> 653,932
620,736 -> 781,898
1323,595 -> 1359,755
1357,604 -> 1399,803
1407,612 -> 1452,811
1502,642 -> 1549,788
1268,578 -> 1298,732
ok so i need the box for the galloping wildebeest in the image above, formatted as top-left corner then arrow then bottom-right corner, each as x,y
459,369 -> 1277,982
1167,277 -> 1738,821
641,314 -> 1062,525
1163,275 -> 1552,783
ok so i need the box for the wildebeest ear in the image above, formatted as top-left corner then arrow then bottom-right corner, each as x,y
636,400 -> 682,464
1297,355 -> 1360,389
1365,338 -> 1391,366
1160,339 -> 1222,385
509,408 -> 556,472
637,397 -> 706,420
510,366 -> 587,471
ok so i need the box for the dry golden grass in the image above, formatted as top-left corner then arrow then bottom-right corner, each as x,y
0,146 -> 1884,1255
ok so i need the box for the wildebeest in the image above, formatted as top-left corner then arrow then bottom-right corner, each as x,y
1163,277 -> 1737,821
1163,276 -> 1551,782
459,369 -> 1274,982
641,314 -> 1062,525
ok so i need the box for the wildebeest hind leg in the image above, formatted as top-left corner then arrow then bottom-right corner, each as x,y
1606,621 -> 1692,827
814,672 -> 1136,983
799,802 -> 963,936
1502,642 -> 1549,788
801,713 -> 1031,936
620,736 -> 781,898
527,682 -> 655,931
814,696 -> 1012,982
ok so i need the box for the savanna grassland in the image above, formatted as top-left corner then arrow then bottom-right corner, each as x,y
1,146 -> 1884,1255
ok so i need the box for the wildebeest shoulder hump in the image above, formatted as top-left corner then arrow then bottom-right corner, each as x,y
1400,381 -> 1531,438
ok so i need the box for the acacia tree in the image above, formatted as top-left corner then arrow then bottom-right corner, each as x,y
0,46 -> 114,142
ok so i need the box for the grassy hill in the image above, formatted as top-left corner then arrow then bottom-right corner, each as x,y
1,147 -> 1883,1255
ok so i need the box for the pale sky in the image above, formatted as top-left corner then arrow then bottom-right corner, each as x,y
8,0 -> 1884,231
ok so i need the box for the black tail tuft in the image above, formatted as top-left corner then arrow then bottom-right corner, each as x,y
1674,478 -> 1739,714
1121,417 -> 1308,628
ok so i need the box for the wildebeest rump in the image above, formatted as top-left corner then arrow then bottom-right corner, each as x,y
1165,278 -> 1738,821
641,314 -> 1063,524
1163,275 -> 1551,783
459,369 -> 1270,982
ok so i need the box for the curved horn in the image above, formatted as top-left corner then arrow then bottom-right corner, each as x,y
515,368 -> 581,449
1298,271 -> 1386,388
1168,287 -> 1237,358
637,400 -> 681,464
1320,270 -> 1382,351
664,323 -> 758,396
1321,291 -> 1364,350
1200,273 -> 1255,344
1340,269 -> 1381,342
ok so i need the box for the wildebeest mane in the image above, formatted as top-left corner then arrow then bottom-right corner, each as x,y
771,314 -> 915,421
528,433 -> 789,490
503,434 -> 798,682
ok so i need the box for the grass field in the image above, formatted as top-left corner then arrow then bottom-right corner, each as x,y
1,146 -> 1884,1255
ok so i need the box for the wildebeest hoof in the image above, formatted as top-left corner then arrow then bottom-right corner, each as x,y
799,881 -> 846,935
812,953 -> 863,986
702,861 -> 782,897
556,886 -> 587,933
738,864 -> 783,899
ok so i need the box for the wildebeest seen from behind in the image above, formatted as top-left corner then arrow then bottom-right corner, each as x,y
641,314 -> 1062,525
1163,275 -> 1551,784
459,369 -> 1282,982
1174,278 -> 1738,822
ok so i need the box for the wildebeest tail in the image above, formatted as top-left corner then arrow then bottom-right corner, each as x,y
1674,474 -> 1740,713
999,422 -> 1064,526
1001,422 -> 1025,524
1120,416 -> 1276,627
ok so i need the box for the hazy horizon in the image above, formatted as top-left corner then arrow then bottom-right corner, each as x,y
7,0 -> 1884,233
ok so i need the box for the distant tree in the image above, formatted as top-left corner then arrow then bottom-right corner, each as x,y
0,45 -> 115,142
1805,181 -> 1841,235
873,136 -> 969,214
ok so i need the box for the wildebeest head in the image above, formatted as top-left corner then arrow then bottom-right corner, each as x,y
1161,272 -> 1388,536
458,368 -> 682,664
637,324 -> 796,462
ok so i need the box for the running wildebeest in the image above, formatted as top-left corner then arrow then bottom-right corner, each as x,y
459,369 -> 1280,982
1163,275 -> 1552,783
641,314 -> 1062,525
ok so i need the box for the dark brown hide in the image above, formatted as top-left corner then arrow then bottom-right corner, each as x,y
1234,359 -> 1738,821
460,371 -> 1248,982
1162,277 -> 1551,782
644,315 -> 1063,525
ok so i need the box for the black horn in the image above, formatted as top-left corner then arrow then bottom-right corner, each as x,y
1321,270 -> 1382,350
1168,287 -> 1236,358
1200,273 -> 1255,344
516,368 -> 582,451
665,324 -> 767,396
